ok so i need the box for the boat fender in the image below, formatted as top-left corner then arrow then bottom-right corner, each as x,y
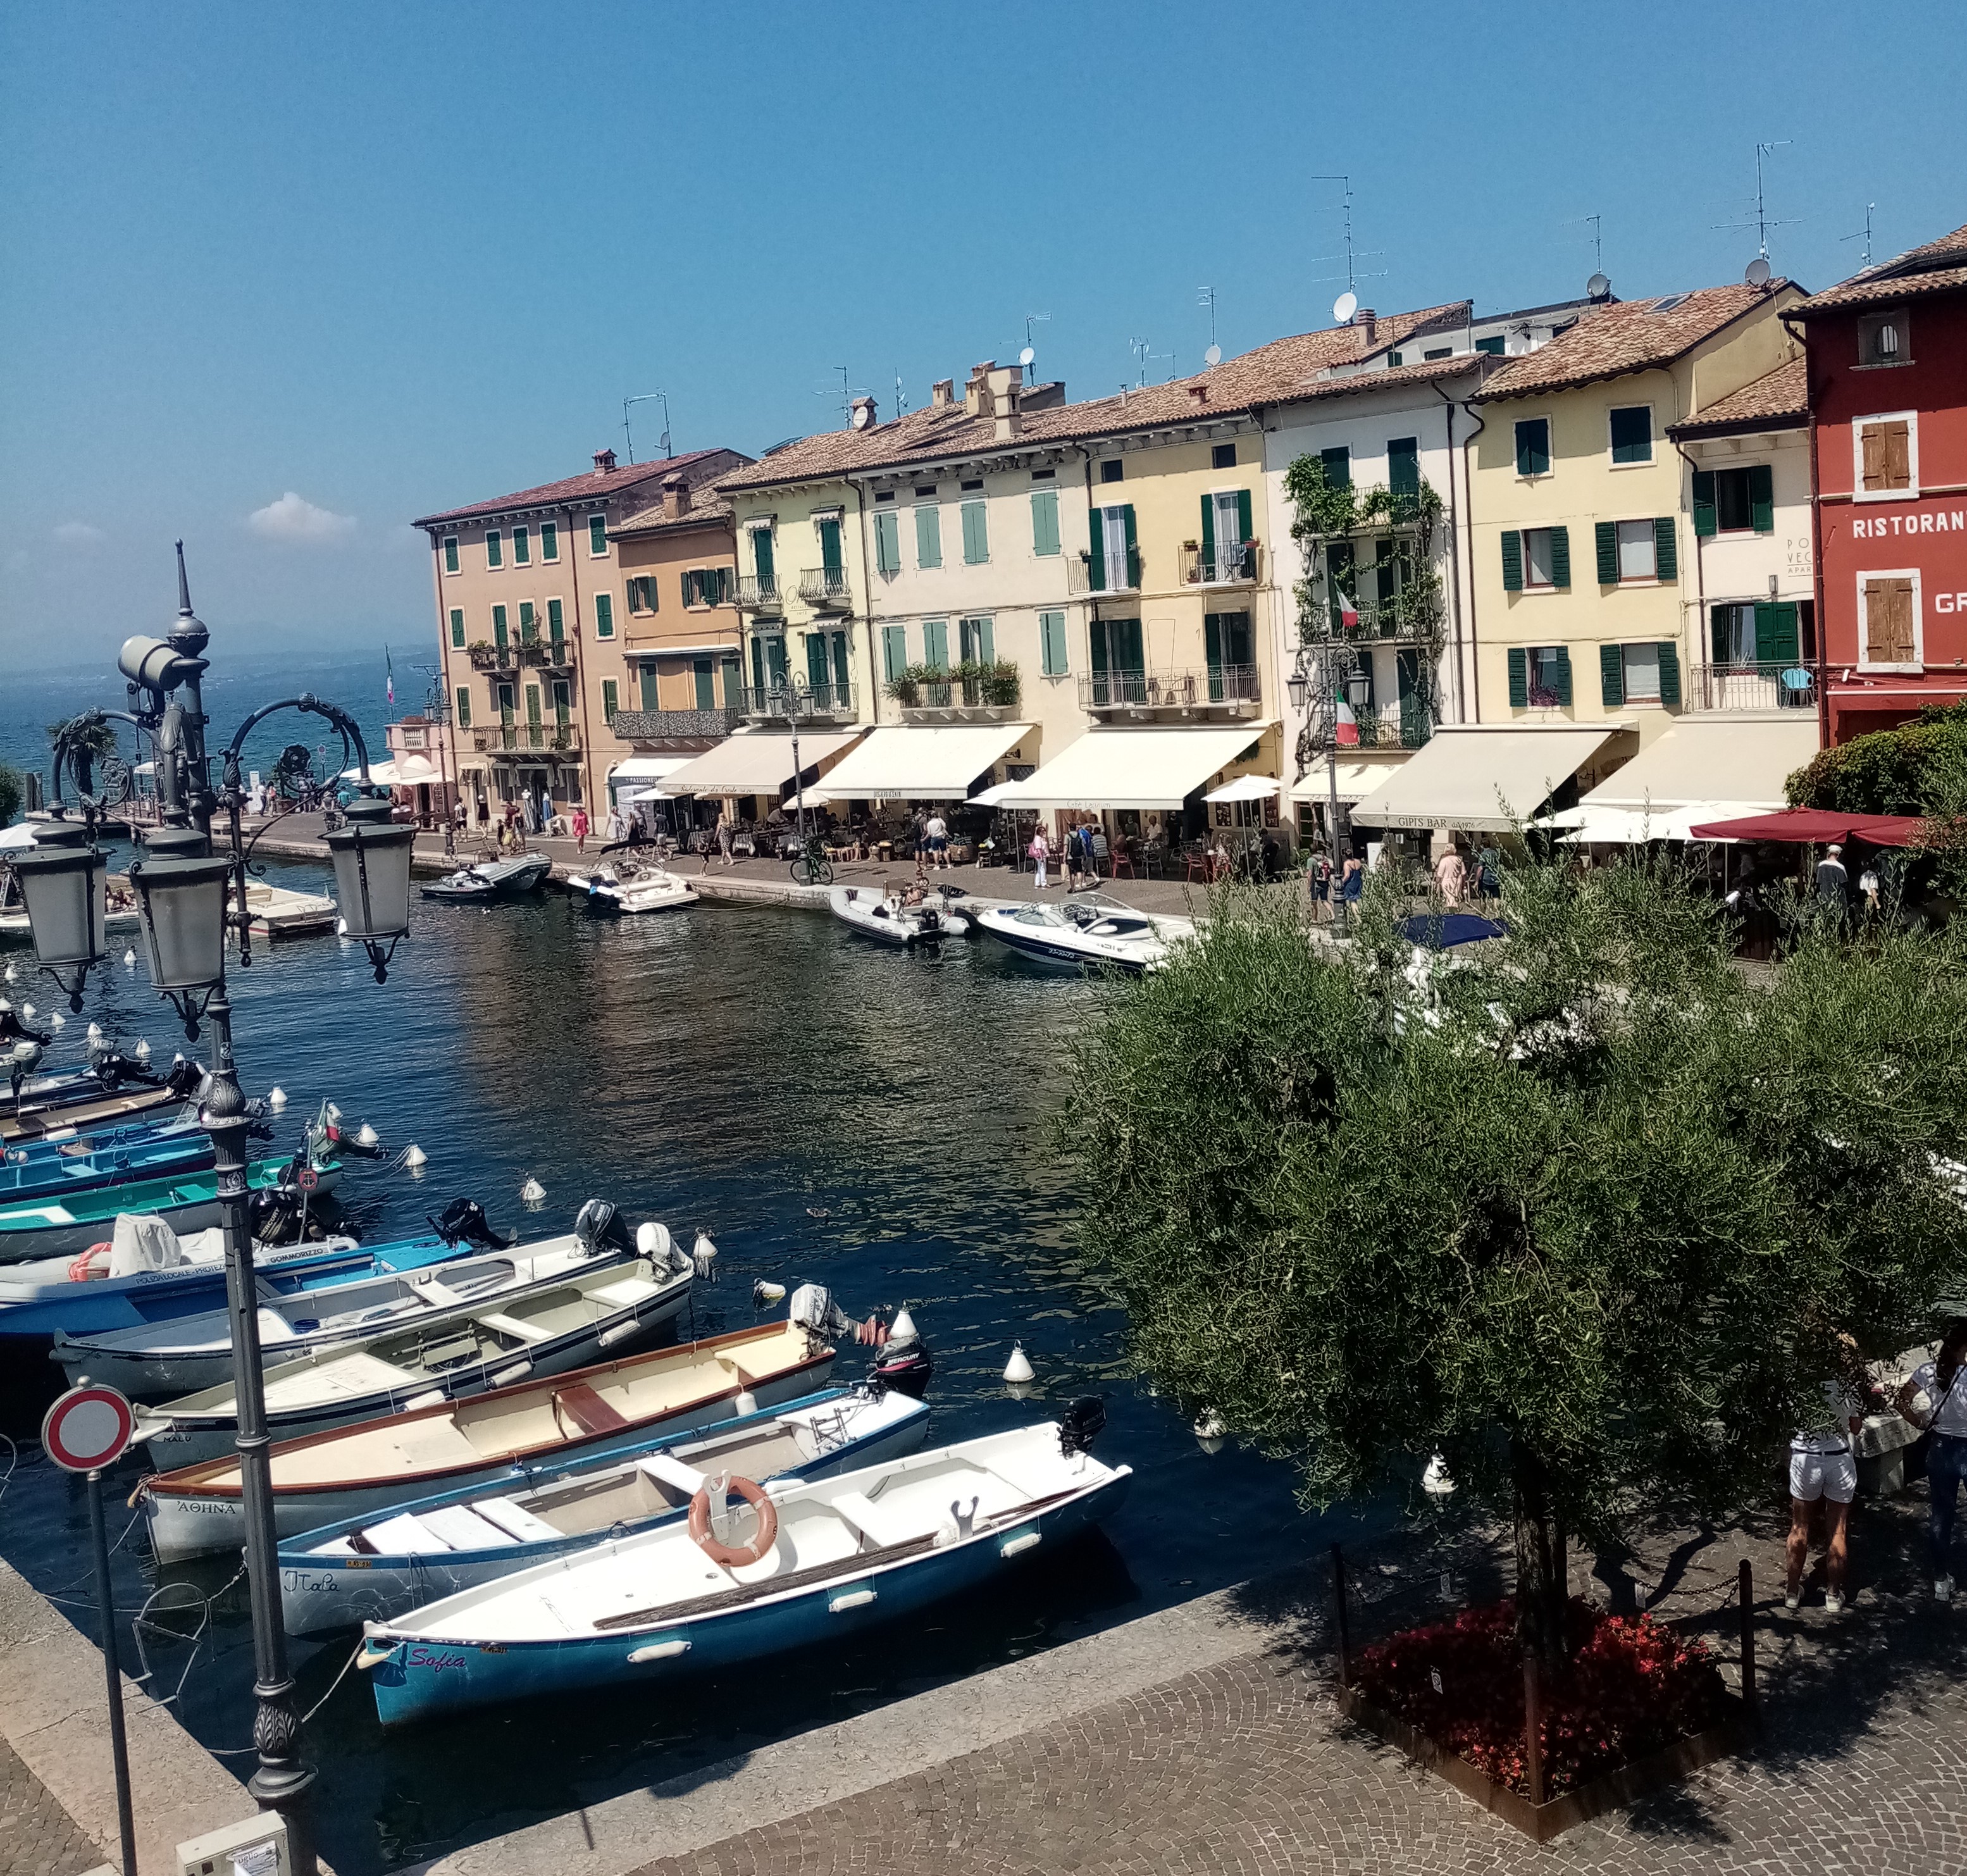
125,1479 -> 151,1510
688,1473 -> 778,1568
627,1638 -> 692,1664
68,1243 -> 113,1283
356,1624 -> 398,1670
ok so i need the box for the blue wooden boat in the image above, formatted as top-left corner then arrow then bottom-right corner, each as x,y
1,1119 -> 214,1206
278,1384 -> 928,1635
359,1410 -> 1129,1725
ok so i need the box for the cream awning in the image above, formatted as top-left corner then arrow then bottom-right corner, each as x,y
981,724 -> 1273,811
340,755 -> 442,788
802,723 -> 1033,802
1580,715 -> 1818,813
1289,758 -> 1415,804
609,756 -> 693,783
1204,775 -> 1280,804
661,728 -> 867,796
1350,726 -> 1627,831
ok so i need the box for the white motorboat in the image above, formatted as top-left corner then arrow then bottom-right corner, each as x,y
829,885 -> 967,947
568,867 -> 697,916
419,855 -> 553,904
238,881 -> 338,937
973,893 -> 1192,973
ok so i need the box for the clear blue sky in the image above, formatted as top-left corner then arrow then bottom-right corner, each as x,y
3,0 -> 1962,672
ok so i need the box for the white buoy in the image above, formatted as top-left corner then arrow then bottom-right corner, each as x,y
1003,1344 -> 1034,1385
336,916 -> 349,937
1421,1453 -> 1456,1497
49,1012 -> 66,1030
356,1121 -> 380,1148
1194,1410 -> 1225,1441
2,962 -> 15,982
267,1086 -> 288,1110
19,1003 -> 34,1021
404,1143 -> 428,1171
521,1176 -> 546,1207
735,1389 -> 758,1417
86,1022 -> 104,1047
123,948 -> 137,967
891,1307 -> 918,1341
133,1040 -> 151,1064
752,1279 -> 786,1307
692,1230 -> 717,1278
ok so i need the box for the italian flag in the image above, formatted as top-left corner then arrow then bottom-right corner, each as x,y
1334,584 -> 1358,630
1334,691 -> 1360,746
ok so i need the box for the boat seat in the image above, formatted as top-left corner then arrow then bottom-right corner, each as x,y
590,1277 -> 662,1308
416,1503 -> 516,1549
554,1382 -> 630,1436
473,1496 -> 564,1544
410,1278 -> 466,1308
476,1311 -> 547,1343
361,1510 -> 457,1555
830,1489 -> 931,1550
637,1453 -> 707,1497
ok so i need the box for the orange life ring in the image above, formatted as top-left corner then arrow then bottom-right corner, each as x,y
687,1474 -> 778,1567
68,1243 -> 113,1283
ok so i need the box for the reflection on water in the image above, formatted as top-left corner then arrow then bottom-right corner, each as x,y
1,862 -> 1382,1873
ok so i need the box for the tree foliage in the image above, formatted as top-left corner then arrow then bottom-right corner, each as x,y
0,762 -> 21,829
1062,861 -> 1967,1660
1787,700 -> 1967,816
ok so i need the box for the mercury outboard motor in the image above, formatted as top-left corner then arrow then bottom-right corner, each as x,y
247,1186 -> 331,1246
163,1056 -> 204,1098
1058,1396 -> 1106,1457
429,1197 -> 514,1251
573,1197 -> 636,1258
870,1322 -> 933,1400
0,1008 -> 53,1048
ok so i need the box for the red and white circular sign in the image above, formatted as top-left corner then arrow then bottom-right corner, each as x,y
41,1384 -> 136,1474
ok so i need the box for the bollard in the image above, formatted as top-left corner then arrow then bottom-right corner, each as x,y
1332,1543 -> 1351,1690
1523,1656 -> 1546,1807
1739,1556 -> 1758,1722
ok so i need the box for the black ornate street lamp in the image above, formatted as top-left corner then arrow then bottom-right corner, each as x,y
16,547 -> 414,1876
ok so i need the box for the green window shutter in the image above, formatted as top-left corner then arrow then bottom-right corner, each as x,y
589,515 -> 607,556
1711,605 -> 1732,664
1476,335 -> 1506,356
547,597 -> 564,640
492,604 -> 508,648
541,521 -> 557,561
1599,642 -> 1625,706
456,686 -> 471,727
640,662 -> 659,710
1200,494 -> 1215,562
486,531 -> 502,568
832,631 -> 849,692
962,500 -> 988,564
1595,521 -> 1619,585
1658,642 -> 1681,707
805,633 -> 829,690
525,684 -> 542,727
1031,488 -> 1060,556
518,600 -> 535,639
882,624 -> 907,683
874,511 -> 899,573
976,617 -> 993,663
915,504 -> 941,568
512,526 -> 530,566
1507,647 -> 1528,707
444,537 -> 459,573
1549,525 -> 1571,589
1041,610 -> 1066,675
1236,488 -> 1253,544
1553,646 -> 1573,705
600,679 -> 617,722
1749,463 -> 1775,533
924,619 -> 948,669
1122,505 -> 1138,586
449,608 -> 465,648
819,516 -> 843,573
594,592 -> 614,637
1387,438 -> 1420,500
1501,530 -> 1523,592
1764,602 -> 1799,666
694,659 -> 716,711
1088,508 -> 1106,590
1653,516 -> 1677,582
1205,613 -> 1223,670
1691,471 -> 1717,538
754,528 -> 775,580
1320,446 -> 1351,487
1516,421 -> 1549,476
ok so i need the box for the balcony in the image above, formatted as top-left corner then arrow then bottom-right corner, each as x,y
797,568 -> 853,611
538,637 -> 577,675
1067,549 -> 1143,597
736,575 -> 783,612
516,639 -> 550,667
609,705 -> 743,746
1691,662 -> 1818,712
497,720 -> 581,755
1079,665 -> 1262,717
468,643 -> 518,673
1304,598 -> 1433,643
891,663 -> 1022,724
741,681 -> 860,724
1179,540 -> 1263,587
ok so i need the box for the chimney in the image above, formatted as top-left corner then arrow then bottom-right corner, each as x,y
662,474 -> 690,519
986,364 -> 1022,440
931,377 -> 955,409
593,447 -> 617,475
964,360 -> 995,417
1351,309 -> 1377,344
850,395 -> 878,431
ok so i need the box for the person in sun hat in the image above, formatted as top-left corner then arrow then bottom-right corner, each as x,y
1786,1336 -> 1868,1615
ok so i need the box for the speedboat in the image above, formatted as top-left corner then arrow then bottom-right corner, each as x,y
420,855 -> 552,904
568,867 -> 697,916
972,894 -> 1192,974
136,1317 -> 838,1560
239,881 -> 340,936
829,885 -> 967,947
276,1384 -> 928,1634
357,1406 -> 1127,1725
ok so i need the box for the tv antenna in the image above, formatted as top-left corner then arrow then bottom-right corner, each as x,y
893,370 -> 910,418
816,366 -> 867,428
1129,336 -> 1151,388
1714,140 -> 1797,261
1307,173 -> 1386,309
1841,201 -> 1877,268
623,390 -> 672,464
1198,287 -> 1221,367
1023,312 -> 1050,381
1571,213 -> 1604,277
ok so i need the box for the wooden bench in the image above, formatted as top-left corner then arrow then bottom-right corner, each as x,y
552,1382 -> 630,1436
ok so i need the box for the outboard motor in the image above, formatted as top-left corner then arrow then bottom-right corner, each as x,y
248,1186 -> 331,1246
789,1283 -> 855,1341
0,1007 -> 53,1048
428,1197 -> 514,1251
573,1197 -> 636,1258
870,1325 -> 933,1400
163,1056 -> 204,1099
636,1219 -> 692,1279
1058,1396 -> 1107,1457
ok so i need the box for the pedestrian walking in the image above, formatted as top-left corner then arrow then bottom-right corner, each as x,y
449,795 -> 466,857
1341,854 -> 1364,909
1063,822 -> 1084,891
1816,843 -> 1851,921
924,810 -> 950,871
1473,842 -> 1501,901
1433,843 -> 1467,907
1787,1343 -> 1866,1613
1306,847 -> 1332,921
910,807 -> 928,862
1859,862 -> 1881,917
605,805 -> 626,844
716,810 -> 735,868
571,804 -> 590,855
1899,1318 -> 1967,1602
1029,827 -> 1050,891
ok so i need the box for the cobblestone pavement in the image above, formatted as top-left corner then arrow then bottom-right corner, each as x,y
0,1736 -> 101,1876
627,1500 -> 1966,1876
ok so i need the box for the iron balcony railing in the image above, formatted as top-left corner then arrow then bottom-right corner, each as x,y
736,575 -> 783,610
1079,664 -> 1261,712
609,705 -> 743,743
468,644 -> 519,672
1180,541 -> 1262,585
1067,549 -> 1143,596
506,720 -> 580,753
797,567 -> 853,609
1692,661 -> 1818,712
1303,707 -> 1434,754
1310,598 -> 1432,642
741,681 -> 860,722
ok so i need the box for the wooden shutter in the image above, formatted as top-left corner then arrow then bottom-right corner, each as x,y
1122,506 -> 1138,587
1865,578 -> 1914,661
1549,526 -> 1571,589
1748,464 -> 1775,533
1388,438 -> 1419,500
1691,471 -> 1717,538
541,521 -> 557,561
1321,447 -> 1350,487
1088,508 -> 1107,590
449,608 -> 465,647
1653,517 -> 1677,581
1658,642 -> 1680,707
444,538 -> 459,573
1551,647 -> 1572,705
819,517 -> 843,572
1501,530 -> 1523,592
754,528 -> 775,580
595,592 -> 613,637
831,631 -> 850,692
1200,494 -> 1215,564
1595,521 -> 1619,585
924,619 -> 948,669
882,624 -> 907,683
518,601 -> 535,640
915,504 -> 941,569
492,604 -> 508,648
525,684 -> 542,726
962,501 -> 988,564
1883,421 -> 1910,489
1713,605 -> 1734,665
1236,490 -> 1253,542
548,597 -> 564,641
805,633 -> 830,690
1508,647 -> 1529,707
1031,489 -> 1060,557
1205,614 -> 1223,671
976,618 -> 994,663
598,680 -> 615,723
1041,611 -> 1067,675
693,660 -> 716,711
590,515 -> 607,556
456,686 -> 472,727
1599,643 -> 1625,705
1764,603 -> 1799,666
486,531 -> 502,568
512,526 -> 530,566
638,662 -> 658,710
875,511 -> 898,573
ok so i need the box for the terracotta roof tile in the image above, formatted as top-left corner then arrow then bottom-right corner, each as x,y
715,304 -> 1471,493
413,448 -> 748,528
1472,283 -> 1794,401
1666,356 -> 1809,437
612,488 -> 736,535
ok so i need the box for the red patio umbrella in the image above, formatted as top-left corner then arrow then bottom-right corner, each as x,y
1685,808 -> 1927,847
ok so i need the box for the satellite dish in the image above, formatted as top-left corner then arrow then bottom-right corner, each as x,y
1204,344 -> 1222,368
1018,345 -> 1035,368
850,402 -> 872,430
1586,271 -> 1611,301
1332,291 -> 1358,325
1744,256 -> 1772,287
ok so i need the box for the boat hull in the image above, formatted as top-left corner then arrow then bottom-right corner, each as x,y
0,1161 -> 344,1262
0,1087 -> 193,1146
420,857 -> 552,903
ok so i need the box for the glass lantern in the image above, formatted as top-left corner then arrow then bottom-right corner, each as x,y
127,851 -> 235,991
322,797 -> 414,973
9,819 -> 108,1007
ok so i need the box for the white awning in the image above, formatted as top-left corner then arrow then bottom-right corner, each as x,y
1580,715 -> 1818,814
982,724 -> 1274,811
609,756 -> 694,783
1289,758 -> 1414,805
340,755 -> 441,788
1350,726 -> 1628,831
805,723 -> 1033,802
661,727 -> 867,797
1204,775 -> 1280,804
0,823 -> 37,852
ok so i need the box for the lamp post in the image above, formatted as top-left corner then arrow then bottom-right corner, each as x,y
18,549 -> 414,1876
1288,643 -> 1353,937
771,682 -> 809,842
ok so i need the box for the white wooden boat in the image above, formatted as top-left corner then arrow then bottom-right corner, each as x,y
974,895 -> 1191,974
359,1412 -> 1129,1724
277,1384 -> 927,1634
136,1318 -> 837,1560
829,885 -> 967,947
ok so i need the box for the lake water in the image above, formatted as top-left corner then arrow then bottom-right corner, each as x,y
2,660 -> 1386,1873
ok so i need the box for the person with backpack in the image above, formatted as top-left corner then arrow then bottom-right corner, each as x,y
1900,1318 -> 1967,1602
1064,821 -> 1085,891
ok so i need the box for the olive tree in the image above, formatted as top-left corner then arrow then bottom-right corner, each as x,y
1062,860 -> 1967,1668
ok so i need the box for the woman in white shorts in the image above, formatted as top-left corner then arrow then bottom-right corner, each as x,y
1787,1372 -> 1865,1613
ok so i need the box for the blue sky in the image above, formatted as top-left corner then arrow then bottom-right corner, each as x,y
3,1 -> 1963,672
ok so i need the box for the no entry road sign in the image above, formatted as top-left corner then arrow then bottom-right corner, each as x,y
41,1384 -> 136,1474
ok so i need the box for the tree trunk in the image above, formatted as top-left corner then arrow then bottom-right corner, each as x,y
1512,1439 -> 1568,1673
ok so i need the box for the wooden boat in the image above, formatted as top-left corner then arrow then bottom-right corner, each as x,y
358,1412 -> 1130,1725
419,856 -> 552,904
566,867 -> 697,916
1,1082 -> 195,1146
135,1318 -> 835,1561
828,885 -> 967,947
1,1117 -> 213,1208
128,1243 -> 694,1463
277,1384 -> 928,1634
973,895 -> 1191,974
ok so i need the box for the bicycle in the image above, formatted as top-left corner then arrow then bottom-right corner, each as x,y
790,833 -> 834,887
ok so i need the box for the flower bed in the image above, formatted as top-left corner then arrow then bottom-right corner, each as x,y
1351,1596 -> 1730,1798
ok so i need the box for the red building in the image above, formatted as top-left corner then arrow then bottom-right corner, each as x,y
1791,223 -> 1967,743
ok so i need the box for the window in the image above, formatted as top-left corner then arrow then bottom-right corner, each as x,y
1030,487 -> 1060,557
751,526 -> 775,581
455,686 -> 472,728
550,678 -> 571,719
1320,446 -> 1351,488
1711,602 -> 1801,669
443,536 -> 459,574
1861,573 -> 1918,667
817,514 -> 843,572
1423,347 -> 1451,361
915,502 -> 941,569
874,509 -> 901,576
1620,643 -> 1661,700
1386,351 -> 1403,365
959,616 -> 994,663
588,514 -> 608,556
1089,504 -> 1138,592
1039,609 -> 1068,676
1031,468 -> 1055,481
639,661 -> 660,711
693,659 -> 716,711
1506,645 -> 1572,708
600,678 -> 617,723
593,592 -> 614,638
1212,443 -> 1237,469
1694,464 -> 1775,537
683,568 -> 729,607
961,499 -> 989,564
1475,335 -> 1506,356
1201,488 -> 1253,580
518,600 -> 536,641
512,525 -> 531,566
1856,414 -> 1915,498
1387,437 -> 1419,501
922,619 -> 948,669
1599,642 -> 1680,707
960,478 -> 983,493
540,521 -> 559,562
881,624 -> 908,685
491,602 -> 509,647
915,484 -> 938,498
485,530 -> 503,569
1515,418 -> 1551,477
628,576 -> 657,614
1100,457 -> 1124,484
1609,406 -> 1653,464
1503,525 -> 1569,591
1615,518 -> 1658,581
1858,310 -> 1909,366
449,607 -> 466,649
